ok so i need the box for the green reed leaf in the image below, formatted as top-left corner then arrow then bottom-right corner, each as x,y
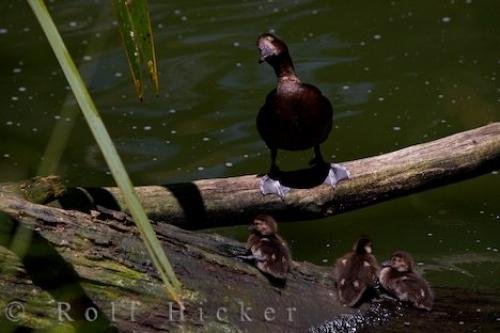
112,0 -> 159,100
27,0 -> 181,301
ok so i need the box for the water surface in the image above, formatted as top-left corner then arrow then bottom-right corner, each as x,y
0,0 -> 499,291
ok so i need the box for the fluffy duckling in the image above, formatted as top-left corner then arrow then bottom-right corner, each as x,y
256,33 -> 349,197
243,214 -> 291,280
333,238 -> 379,307
379,251 -> 434,311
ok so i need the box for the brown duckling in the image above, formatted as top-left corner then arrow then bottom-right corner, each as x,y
333,238 -> 379,307
379,251 -> 434,311
256,33 -> 349,197
242,214 -> 291,280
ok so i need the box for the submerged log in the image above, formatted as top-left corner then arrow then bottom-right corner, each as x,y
0,194 -> 499,332
1,193 -> 499,332
45,123 -> 500,229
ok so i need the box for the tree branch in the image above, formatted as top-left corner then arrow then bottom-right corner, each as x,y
49,123 -> 500,229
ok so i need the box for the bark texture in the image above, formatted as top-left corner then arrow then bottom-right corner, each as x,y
0,193 -> 371,332
1,194 -> 499,332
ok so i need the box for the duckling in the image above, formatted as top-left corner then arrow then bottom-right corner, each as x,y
379,251 -> 434,311
241,214 -> 291,280
333,238 -> 379,307
333,238 -> 379,306
256,33 -> 350,197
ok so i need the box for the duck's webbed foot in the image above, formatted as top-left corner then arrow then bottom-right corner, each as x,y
260,175 -> 290,198
323,163 -> 351,187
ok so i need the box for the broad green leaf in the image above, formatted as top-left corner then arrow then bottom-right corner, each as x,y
112,0 -> 159,100
128,0 -> 159,94
28,0 -> 181,303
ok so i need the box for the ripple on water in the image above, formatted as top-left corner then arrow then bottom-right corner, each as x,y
309,301 -> 405,333
85,138 -> 179,172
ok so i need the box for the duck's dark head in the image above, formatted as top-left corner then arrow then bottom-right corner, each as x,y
353,237 -> 373,255
387,251 -> 415,272
249,214 -> 278,236
257,33 -> 290,65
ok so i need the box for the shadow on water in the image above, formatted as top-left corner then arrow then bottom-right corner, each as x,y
0,213 -> 117,333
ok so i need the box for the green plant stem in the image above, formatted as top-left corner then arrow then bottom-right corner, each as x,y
27,0 -> 182,299
37,105 -> 78,176
37,7 -> 112,177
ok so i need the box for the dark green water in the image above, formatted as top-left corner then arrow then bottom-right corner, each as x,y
0,0 -> 499,291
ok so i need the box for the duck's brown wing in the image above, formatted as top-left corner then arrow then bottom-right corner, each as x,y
294,83 -> 333,145
250,238 -> 290,280
334,254 -> 378,307
246,234 -> 259,250
256,89 -> 280,149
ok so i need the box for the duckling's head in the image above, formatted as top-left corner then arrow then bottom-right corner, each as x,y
353,238 -> 373,255
388,251 -> 415,272
257,33 -> 289,64
249,214 -> 278,236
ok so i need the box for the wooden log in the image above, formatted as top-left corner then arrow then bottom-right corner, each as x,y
0,192 -> 500,332
0,192 -> 377,332
1,194 -> 499,332
0,175 -> 65,205
50,123 -> 500,229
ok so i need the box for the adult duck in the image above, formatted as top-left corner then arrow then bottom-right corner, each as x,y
256,33 -> 349,197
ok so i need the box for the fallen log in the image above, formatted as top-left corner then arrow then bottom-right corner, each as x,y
0,194 -> 499,332
44,123 -> 500,229
0,192 -> 384,332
